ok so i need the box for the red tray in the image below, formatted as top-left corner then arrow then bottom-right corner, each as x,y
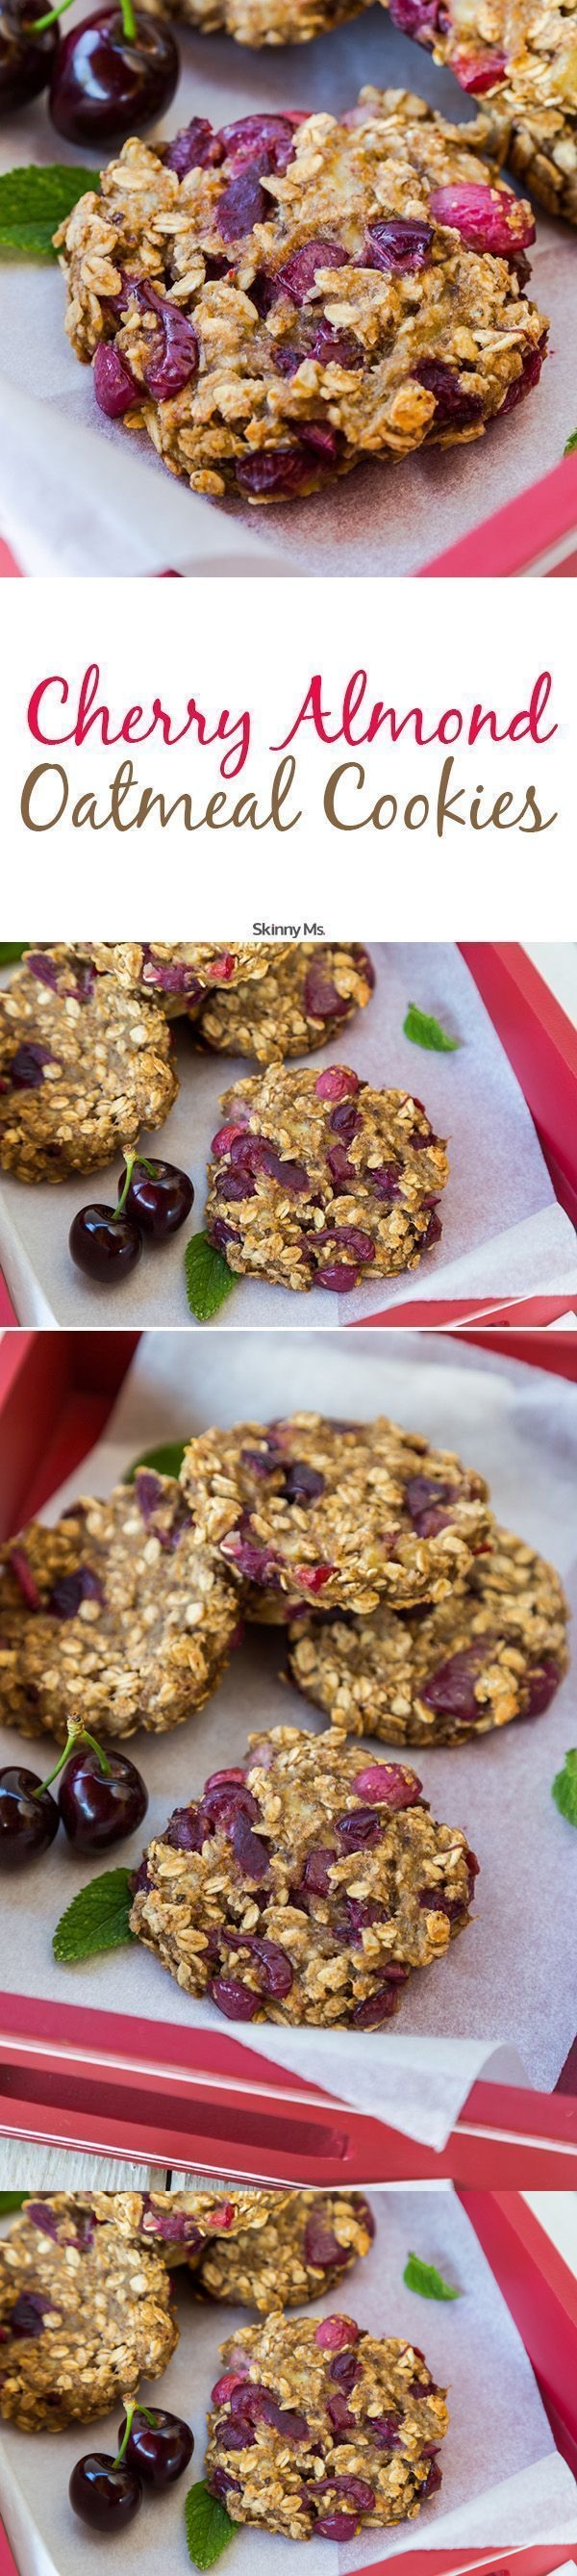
1,2196 -> 576,2575
0,944 -> 575,1332
0,1326 -> 576,2185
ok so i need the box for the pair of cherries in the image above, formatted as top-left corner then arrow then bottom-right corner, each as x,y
0,1720 -> 148,1870
1,0 -> 179,146
70,1152 -> 193,1286
70,2399 -> 193,2530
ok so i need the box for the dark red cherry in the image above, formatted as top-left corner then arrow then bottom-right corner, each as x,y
69,1203 -> 142,1283
69,2453 -> 142,2531
59,1745 -> 148,1850
0,1765 -> 60,1870
117,2405 -> 193,2487
116,1156 -> 193,1240
0,0 -> 58,107
49,5 -> 178,147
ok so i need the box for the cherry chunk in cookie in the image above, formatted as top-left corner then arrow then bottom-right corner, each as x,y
179,1412 -> 493,1620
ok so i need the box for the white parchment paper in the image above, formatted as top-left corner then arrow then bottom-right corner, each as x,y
1,1329 -> 576,2150
1,2189 -> 576,2574
0,10 -> 574,576
1,943 -> 575,1327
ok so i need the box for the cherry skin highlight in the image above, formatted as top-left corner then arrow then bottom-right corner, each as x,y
0,1766 -> 60,1870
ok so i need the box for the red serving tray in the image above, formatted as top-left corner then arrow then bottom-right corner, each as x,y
0,1326 -> 576,2185
0,945 -> 575,1331
1,2197 -> 576,2576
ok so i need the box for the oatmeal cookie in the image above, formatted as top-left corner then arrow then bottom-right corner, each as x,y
55,91 -> 547,507
288,1523 -> 569,1745
66,2187 -> 288,2266
168,0 -> 364,41
204,1065 -> 449,1290
384,0 -> 577,223
180,1413 -> 491,1621
0,1469 -> 239,1743
77,943 -> 283,1015
206,2309 -> 448,2533
130,1725 -> 478,2027
0,948 -> 177,1184
199,944 -> 376,1063
198,2189 -> 375,2309
0,2197 -> 177,2432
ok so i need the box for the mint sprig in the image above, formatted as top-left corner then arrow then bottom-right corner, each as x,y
403,2252 -> 462,2302
186,1232 -> 237,1323
0,2191 -> 28,2212
124,1440 -> 187,1484
186,2483 -> 237,2569
403,1005 -> 461,1053
564,429 -> 577,455
53,1867 -> 136,1963
0,164 -> 98,258
0,943 -> 29,965
552,1748 -> 577,1827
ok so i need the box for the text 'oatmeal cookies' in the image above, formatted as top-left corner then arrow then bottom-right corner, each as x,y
0,1470 -> 240,1743
130,1723 -> 479,2027
180,1411 -> 493,1619
288,1522 -> 569,1745
55,90 -> 547,505
206,2310 -> 448,2533
205,1064 -> 449,1288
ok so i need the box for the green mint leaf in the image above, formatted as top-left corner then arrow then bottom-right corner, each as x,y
0,943 -> 29,965
0,164 -> 98,258
403,1005 -> 461,1053
124,1441 -> 187,1485
0,2191 -> 28,2212
186,1232 -> 236,1323
564,429 -> 577,455
403,2252 -> 462,2302
186,2484 -> 237,2570
552,1747 -> 577,1827
53,1868 -> 136,1964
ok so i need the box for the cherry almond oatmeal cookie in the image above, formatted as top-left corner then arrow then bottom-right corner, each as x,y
198,944 -> 376,1062
77,942 -> 285,1013
179,1413 -> 492,1620
0,1470 -> 239,1743
383,0 -> 577,222
69,2186 -> 288,2264
55,90 -> 547,506
198,2189 -> 375,2309
206,2310 -> 448,2533
288,1523 -> 569,1745
130,1725 -> 478,2026
0,947 -> 177,1183
205,1064 -> 449,1291
0,2196 -> 177,2432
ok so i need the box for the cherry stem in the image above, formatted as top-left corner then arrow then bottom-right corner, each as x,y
32,0 -> 137,38
113,2401 -> 136,2470
113,2401 -> 157,2468
34,1720 -> 112,1798
113,1150 -> 137,1223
